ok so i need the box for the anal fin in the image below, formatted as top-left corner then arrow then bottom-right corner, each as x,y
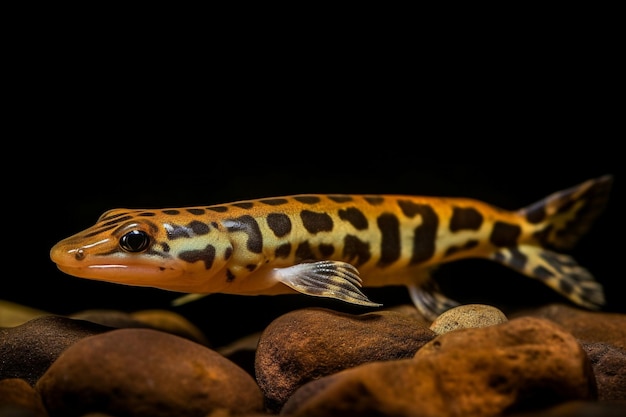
408,278 -> 460,321
489,245 -> 605,309
273,260 -> 382,308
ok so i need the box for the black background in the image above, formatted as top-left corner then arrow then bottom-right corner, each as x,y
4,30 -> 623,347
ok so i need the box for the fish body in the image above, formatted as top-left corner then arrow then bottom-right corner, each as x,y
50,175 -> 612,319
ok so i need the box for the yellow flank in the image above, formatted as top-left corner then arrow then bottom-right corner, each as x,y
50,175 -> 613,320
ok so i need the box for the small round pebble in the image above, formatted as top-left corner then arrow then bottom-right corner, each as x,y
430,304 -> 508,334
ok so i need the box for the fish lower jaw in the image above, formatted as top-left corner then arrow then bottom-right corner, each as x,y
54,263 -> 182,286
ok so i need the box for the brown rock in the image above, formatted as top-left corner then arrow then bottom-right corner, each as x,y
35,328 -> 263,417
580,341 -> 626,403
131,309 -> 210,346
255,307 -> 436,412
0,315 -> 112,385
0,378 -> 47,417
216,331 -> 262,377
387,304 -> 433,327
429,304 -> 508,334
282,317 -> 597,417
0,300 -> 50,328
71,308 -> 210,346
512,303 -> 626,349
70,309 -> 151,329
508,400 -> 626,416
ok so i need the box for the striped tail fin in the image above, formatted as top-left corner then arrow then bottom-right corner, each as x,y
520,175 -> 613,250
490,175 -> 613,310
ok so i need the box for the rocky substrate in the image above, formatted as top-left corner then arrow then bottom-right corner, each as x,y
1,302 -> 625,417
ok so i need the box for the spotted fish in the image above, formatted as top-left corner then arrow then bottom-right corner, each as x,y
50,175 -> 612,319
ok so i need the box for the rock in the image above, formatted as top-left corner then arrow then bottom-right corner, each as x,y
70,308 -> 210,346
508,400 -> 626,416
216,331 -> 262,377
35,328 -> 264,417
387,304 -> 434,326
512,303 -> 626,349
580,341 -> 626,403
280,359 -> 438,417
0,315 -> 112,386
70,309 -> 151,329
255,307 -> 436,412
0,300 -> 50,328
0,378 -> 47,417
131,309 -> 210,346
282,317 -> 597,417
429,304 -> 508,334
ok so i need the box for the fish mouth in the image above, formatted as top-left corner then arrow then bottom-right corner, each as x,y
54,263 -> 182,286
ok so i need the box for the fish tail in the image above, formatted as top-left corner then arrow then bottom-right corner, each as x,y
490,175 -> 613,309
519,174 -> 613,251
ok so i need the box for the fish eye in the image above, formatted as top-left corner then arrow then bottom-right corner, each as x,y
119,230 -> 150,253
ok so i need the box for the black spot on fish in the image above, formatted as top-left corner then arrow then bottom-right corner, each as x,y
101,216 -> 133,228
139,212 -> 156,217
226,215 -> 263,253
189,220 -> 210,235
398,200 -> 422,218
525,203 -> 546,224
533,265 -> 554,281
449,207 -> 484,231
260,198 -> 289,206
187,208 -> 205,215
300,210 -> 333,234
98,211 -> 131,222
318,243 -> 335,257
207,206 -> 228,213
490,222 -> 521,247
275,243 -> 291,258
508,247 -> 527,271
226,269 -> 235,282
401,203 -> 438,265
328,195 -> 353,203
558,278 -> 574,295
267,213 -> 292,237
376,213 -> 400,267
338,207 -> 368,230
178,244 -> 216,270
163,210 -> 180,215
295,241 -> 316,262
233,202 -> 254,209
364,196 -> 384,205
343,235 -> 371,267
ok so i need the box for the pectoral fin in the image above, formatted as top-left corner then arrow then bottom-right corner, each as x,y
274,260 -> 382,307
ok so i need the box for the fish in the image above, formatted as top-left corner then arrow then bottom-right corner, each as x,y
50,175 -> 612,320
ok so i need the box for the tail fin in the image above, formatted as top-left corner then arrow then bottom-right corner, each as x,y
519,175 -> 613,250
490,175 -> 613,310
